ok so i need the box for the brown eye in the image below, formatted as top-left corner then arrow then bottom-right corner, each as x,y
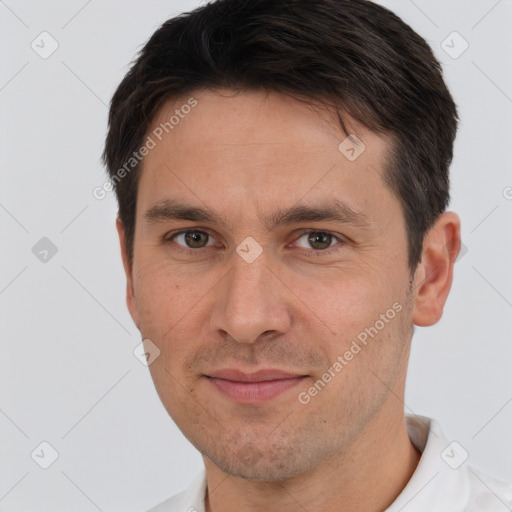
307,232 -> 333,250
295,231 -> 338,251
171,230 -> 214,249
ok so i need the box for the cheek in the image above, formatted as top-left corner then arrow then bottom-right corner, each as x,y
133,264 -> 214,371
306,273 -> 397,329
146,357 -> 198,432
133,261 -> 195,329
308,274 -> 410,380
307,309 -> 409,417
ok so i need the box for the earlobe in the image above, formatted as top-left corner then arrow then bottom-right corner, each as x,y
412,212 -> 461,327
115,217 -> 140,330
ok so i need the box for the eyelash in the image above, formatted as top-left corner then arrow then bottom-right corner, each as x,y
164,229 -> 346,257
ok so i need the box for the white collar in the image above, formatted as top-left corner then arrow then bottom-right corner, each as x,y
386,414 -> 470,510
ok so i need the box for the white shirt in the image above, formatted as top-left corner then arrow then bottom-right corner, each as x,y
147,415 -> 512,511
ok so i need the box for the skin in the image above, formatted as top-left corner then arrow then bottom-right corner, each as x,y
117,88 -> 461,511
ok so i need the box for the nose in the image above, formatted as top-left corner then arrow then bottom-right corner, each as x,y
209,251 -> 292,344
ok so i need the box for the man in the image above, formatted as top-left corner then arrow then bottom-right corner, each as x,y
103,0 -> 512,510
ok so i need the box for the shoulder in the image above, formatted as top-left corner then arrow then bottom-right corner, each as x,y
464,466 -> 512,511
145,490 -> 188,512
396,415 -> 512,511
144,470 -> 207,512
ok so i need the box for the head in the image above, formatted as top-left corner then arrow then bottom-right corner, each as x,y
104,0 -> 461,480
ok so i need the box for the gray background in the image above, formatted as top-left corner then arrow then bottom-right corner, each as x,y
1,0 -> 511,510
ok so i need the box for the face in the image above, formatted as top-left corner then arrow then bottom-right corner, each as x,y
121,88 -> 418,480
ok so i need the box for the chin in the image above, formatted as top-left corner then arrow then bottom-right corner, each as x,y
204,442 -> 316,482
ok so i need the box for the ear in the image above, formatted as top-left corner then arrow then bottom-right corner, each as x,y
116,217 -> 140,330
411,211 -> 461,327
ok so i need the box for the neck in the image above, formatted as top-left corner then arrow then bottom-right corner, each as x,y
203,409 -> 421,512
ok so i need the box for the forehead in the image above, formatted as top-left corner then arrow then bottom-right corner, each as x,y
147,88 -> 389,155
136,88 -> 397,226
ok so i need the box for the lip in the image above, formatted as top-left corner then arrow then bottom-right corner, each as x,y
208,368 -> 305,382
205,369 -> 308,403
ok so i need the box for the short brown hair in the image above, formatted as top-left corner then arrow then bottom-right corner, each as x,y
103,0 -> 458,272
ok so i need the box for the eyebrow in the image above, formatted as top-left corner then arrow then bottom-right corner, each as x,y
143,198 -> 372,231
